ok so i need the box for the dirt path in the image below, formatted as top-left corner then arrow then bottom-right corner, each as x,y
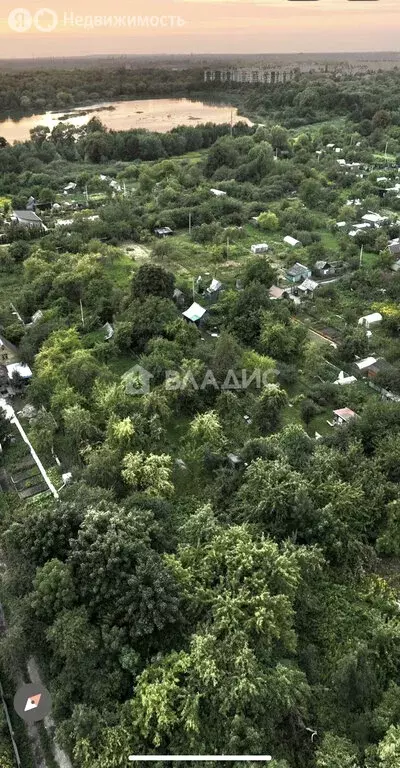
27,658 -> 73,768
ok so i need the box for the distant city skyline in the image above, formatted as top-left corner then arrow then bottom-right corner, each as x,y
0,0 -> 399,58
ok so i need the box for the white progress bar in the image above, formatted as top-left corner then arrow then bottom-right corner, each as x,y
129,757 -> 272,762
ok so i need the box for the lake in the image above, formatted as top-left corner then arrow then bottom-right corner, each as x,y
0,98 -> 253,144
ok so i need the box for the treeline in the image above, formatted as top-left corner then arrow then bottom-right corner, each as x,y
0,67 -> 204,115
0,117 -> 254,174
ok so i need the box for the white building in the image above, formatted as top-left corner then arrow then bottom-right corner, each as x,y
358,313 -> 382,329
284,236 -> 301,247
250,243 -> 269,254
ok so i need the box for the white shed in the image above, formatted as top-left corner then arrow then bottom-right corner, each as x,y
358,313 -> 382,329
251,243 -> 269,254
284,236 -> 301,247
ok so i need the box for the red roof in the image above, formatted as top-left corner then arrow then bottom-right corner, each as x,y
333,408 -> 357,420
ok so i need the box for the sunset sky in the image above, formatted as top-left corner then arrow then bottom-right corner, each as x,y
0,0 -> 398,58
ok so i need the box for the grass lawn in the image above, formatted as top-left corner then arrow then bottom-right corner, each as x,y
103,250 -> 134,287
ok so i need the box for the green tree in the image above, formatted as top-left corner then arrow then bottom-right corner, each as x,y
122,452 -> 174,497
315,733 -> 360,768
258,211 -> 279,231
253,384 -> 288,435
132,264 -> 175,300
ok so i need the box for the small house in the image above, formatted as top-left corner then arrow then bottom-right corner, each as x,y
391,259 -> 400,272
182,302 -> 207,326
286,262 -> 311,284
210,189 -> 227,197
284,236 -> 301,248
314,260 -> 335,277
354,356 -> 378,373
366,358 -> 392,380
336,221 -> 346,230
333,407 -> 358,425
207,279 -> 223,296
297,278 -> 319,297
154,227 -> 173,237
358,312 -> 382,329
251,243 -> 269,255
11,211 -> 44,229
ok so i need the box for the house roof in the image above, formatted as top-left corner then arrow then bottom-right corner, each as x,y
298,278 -> 319,292
355,356 -> 377,371
362,212 -> 387,224
333,407 -> 358,421
315,260 -> 331,270
287,262 -> 309,276
358,312 -> 382,325
12,210 -> 42,223
182,302 -> 207,322
269,285 -> 287,299
210,188 -> 227,196
284,236 -> 301,247
335,371 -> 357,385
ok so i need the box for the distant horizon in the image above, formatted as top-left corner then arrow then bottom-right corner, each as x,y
1,49 -> 400,62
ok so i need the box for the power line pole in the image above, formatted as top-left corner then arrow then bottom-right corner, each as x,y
80,299 -> 85,326
359,244 -> 363,268
188,212 -> 192,235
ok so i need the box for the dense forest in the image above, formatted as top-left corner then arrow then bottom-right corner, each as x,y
1,68 -> 400,767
